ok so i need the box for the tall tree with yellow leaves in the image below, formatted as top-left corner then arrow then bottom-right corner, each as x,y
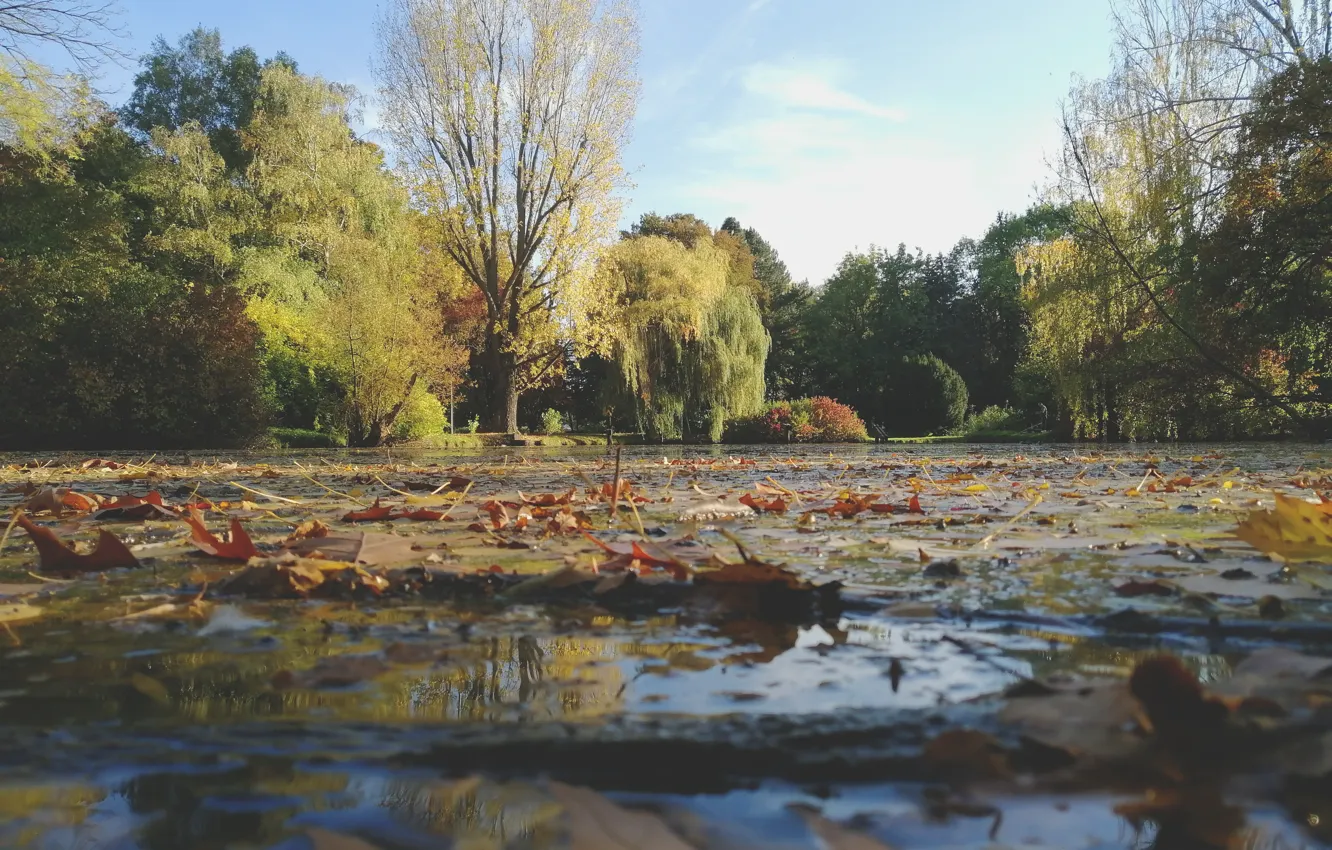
376,0 -> 639,433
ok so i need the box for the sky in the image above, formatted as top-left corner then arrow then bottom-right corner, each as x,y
68,0 -> 1116,284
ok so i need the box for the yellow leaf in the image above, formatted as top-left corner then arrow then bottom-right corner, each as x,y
1234,493 -> 1332,562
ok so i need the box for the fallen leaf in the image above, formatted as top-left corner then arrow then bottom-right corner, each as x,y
788,804 -> 899,850
0,602 -> 43,624
546,781 -> 698,850
287,519 -> 330,541
1114,579 -> 1176,597
17,513 -> 140,573
284,532 -> 420,566
1234,492 -> 1332,562
184,509 -> 259,560
739,493 -> 788,513
342,498 -> 395,522
304,828 -> 383,850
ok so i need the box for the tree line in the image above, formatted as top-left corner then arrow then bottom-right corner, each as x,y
0,0 -> 1328,447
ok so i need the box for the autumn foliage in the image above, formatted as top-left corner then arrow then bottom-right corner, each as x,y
726,397 -> 869,443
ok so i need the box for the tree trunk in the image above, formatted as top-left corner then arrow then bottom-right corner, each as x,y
506,382 -> 520,434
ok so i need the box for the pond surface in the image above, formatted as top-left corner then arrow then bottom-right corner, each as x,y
1,443 -> 1330,848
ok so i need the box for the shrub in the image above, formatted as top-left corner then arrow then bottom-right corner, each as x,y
390,385 -> 446,442
887,355 -> 968,435
465,415 -> 481,434
810,396 -> 870,442
540,408 -> 565,435
724,397 -> 868,443
960,405 -> 1023,436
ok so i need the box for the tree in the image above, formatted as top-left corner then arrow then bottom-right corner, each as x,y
597,233 -> 767,440
0,115 -> 267,448
720,216 -> 813,398
0,0 -> 124,70
376,0 -> 640,433
240,65 -> 463,445
122,27 -> 296,172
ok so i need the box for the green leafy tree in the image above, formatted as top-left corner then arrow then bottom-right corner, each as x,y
889,355 -> 969,436
123,27 -> 295,171
0,115 -> 266,447
597,231 -> 767,440
720,216 -> 813,399
377,0 -> 640,433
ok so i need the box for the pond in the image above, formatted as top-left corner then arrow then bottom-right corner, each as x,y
1,443 -> 1330,848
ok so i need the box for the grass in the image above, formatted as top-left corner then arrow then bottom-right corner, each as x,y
416,432 -> 621,448
267,428 -> 346,449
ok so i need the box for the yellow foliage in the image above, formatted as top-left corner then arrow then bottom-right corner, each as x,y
1234,493 -> 1332,562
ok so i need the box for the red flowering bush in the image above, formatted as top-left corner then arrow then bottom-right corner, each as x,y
809,396 -> 870,442
725,397 -> 868,443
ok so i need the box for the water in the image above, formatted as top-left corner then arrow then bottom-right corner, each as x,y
1,443 -> 1329,848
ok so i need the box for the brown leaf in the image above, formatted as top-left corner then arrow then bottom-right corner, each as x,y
24,487 -> 97,518
739,493 -> 788,513
342,498 -> 395,522
546,781 -> 698,850
1114,579 -> 1176,597
304,828 -> 384,850
1129,655 -> 1230,758
695,558 -> 805,589
284,532 -> 420,566
184,509 -> 259,560
788,804 -> 899,850
218,559 -> 328,597
287,519 -> 330,541
17,513 -> 140,573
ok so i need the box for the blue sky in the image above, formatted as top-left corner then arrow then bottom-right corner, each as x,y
76,0 -> 1115,283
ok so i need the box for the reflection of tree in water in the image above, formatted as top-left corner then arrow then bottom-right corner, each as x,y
118,759 -> 349,850
1006,628 -> 1233,684
378,778 -> 563,846
406,634 -> 631,719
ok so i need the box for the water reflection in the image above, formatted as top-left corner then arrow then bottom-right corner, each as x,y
3,768 -> 1322,849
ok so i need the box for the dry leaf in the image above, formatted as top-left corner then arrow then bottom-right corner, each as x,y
17,513 -> 140,573
546,781 -> 698,850
788,804 -> 899,850
1234,492 -> 1332,562
184,509 -> 259,560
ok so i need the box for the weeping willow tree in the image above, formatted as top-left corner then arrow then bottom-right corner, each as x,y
597,234 -> 768,441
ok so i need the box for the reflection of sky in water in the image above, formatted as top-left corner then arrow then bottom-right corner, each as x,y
622,617 -> 1042,713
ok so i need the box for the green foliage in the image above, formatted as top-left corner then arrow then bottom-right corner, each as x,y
959,405 -> 1025,437
0,114 -> 269,448
540,409 -> 565,435
123,27 -> 296,171
600,221 -> 769,441
465,415 -> 481,434
888,355 -> 969,436
390,384 -> 446,442
268,427 -> 345,449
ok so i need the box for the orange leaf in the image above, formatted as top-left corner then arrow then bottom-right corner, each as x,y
342,498 -> 395,522
184,509 -> 259,560
907,494 -> 923,513
16,513 -> 139,573
739,493 -> 788,513
396,507 -> 446,521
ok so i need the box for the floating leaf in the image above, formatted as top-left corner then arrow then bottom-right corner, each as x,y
184,509 -> 259,560
1234,492 -> 1332,562
17,513 -> 140,573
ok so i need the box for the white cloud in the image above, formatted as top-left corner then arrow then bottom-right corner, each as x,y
668,61 -> 1049,283
741,61 -> 905,121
